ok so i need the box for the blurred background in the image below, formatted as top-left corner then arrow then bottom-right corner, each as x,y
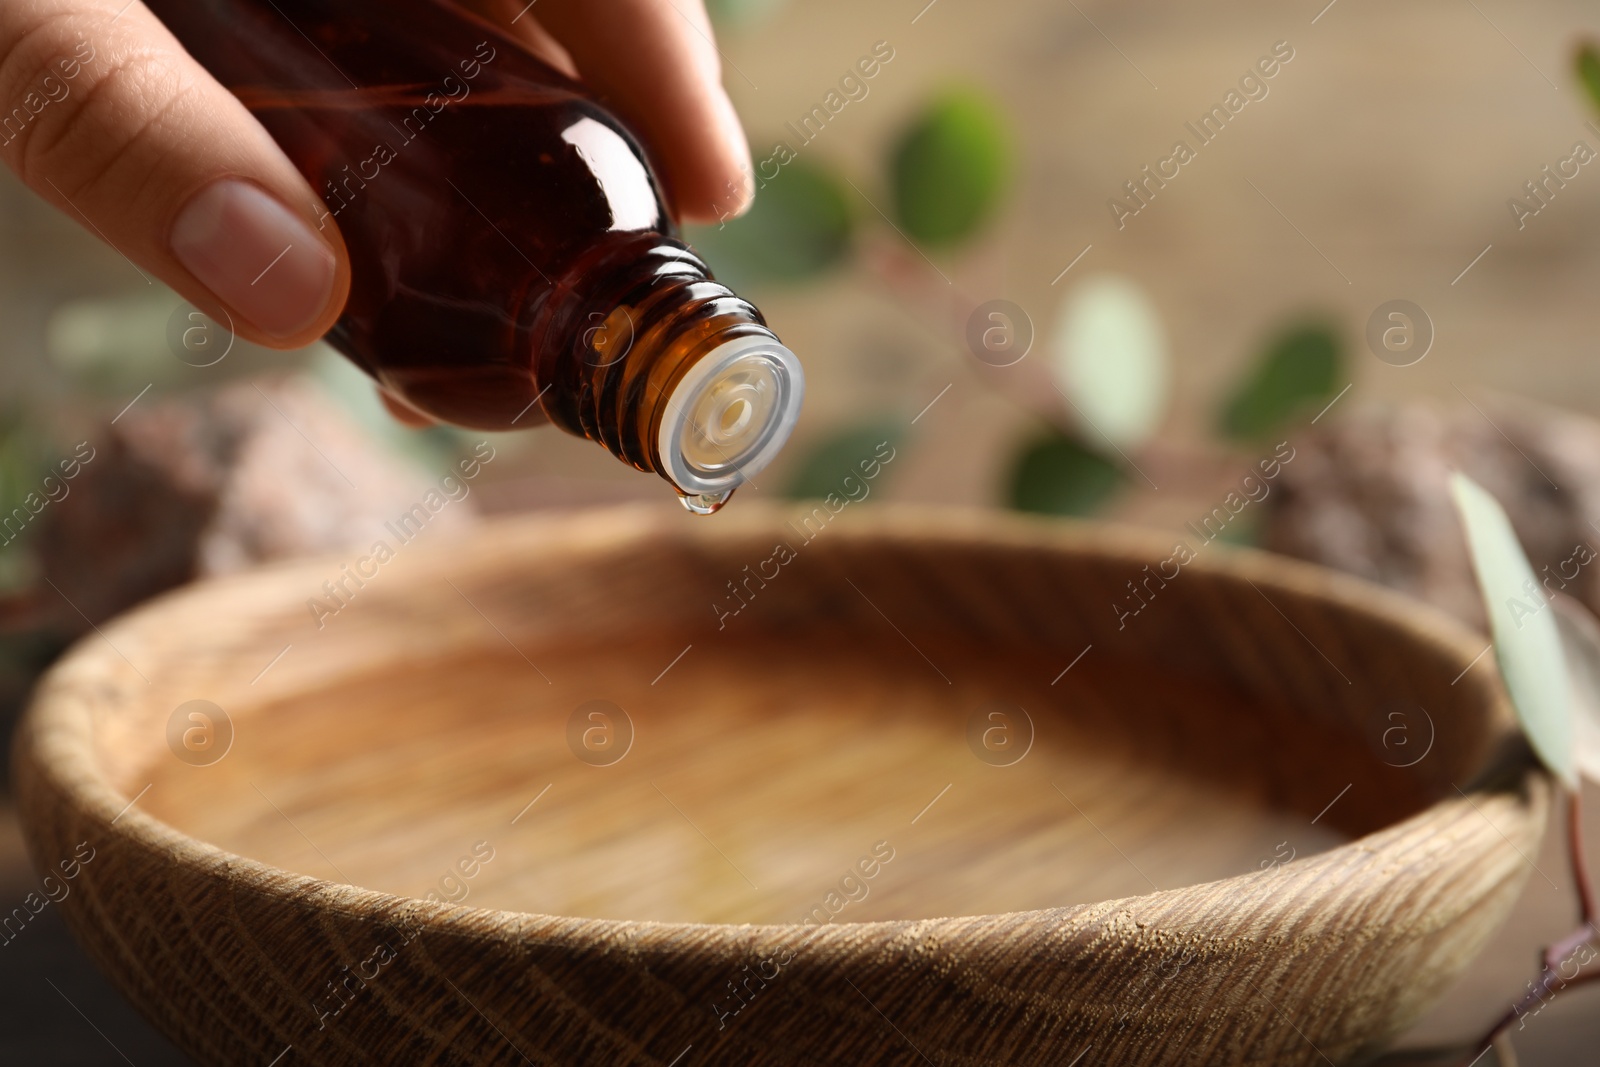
6,0 -> 1600,1061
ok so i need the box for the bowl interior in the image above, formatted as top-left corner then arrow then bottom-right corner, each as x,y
117,513 -> 1474,926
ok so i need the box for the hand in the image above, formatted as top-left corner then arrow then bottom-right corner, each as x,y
0,0 -> 753,404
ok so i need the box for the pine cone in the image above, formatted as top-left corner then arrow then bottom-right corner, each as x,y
1261,397 -> 1600,630
31,376 -> 475,629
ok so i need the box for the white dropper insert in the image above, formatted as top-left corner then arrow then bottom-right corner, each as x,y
659,337 -> 804,514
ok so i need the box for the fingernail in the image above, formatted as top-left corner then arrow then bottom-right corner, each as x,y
170,179 -> 336,340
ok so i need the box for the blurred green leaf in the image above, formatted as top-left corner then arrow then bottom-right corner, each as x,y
1451,472 -> 1575,787
705,0 -> 789,27
47,288 -> 307,395
686,159 -> 853,288
0,410 -> 51,591
1215,509 -> 1261,548
1548,593 -> 1600,786
1219,322 -> 1341,442
890,89 -> 1010,248
1577,42 -> 1600,112
1007,431 -> 1123,517
783,422 -> 900,500
308,347 -> 473,468
47,291 -> 182,393
1051,274 -> 1170,450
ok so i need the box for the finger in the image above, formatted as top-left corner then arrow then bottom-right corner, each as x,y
0,0 -> 350,349
451,0 -> 579,78
523,0 -> 753,224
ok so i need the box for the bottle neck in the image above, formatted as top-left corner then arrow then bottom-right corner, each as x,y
529,234 -> 803,512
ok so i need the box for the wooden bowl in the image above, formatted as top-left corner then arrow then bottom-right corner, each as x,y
14,505 -> 1547,1066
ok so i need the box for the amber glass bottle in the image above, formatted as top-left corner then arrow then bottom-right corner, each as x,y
146,0 -> 802,513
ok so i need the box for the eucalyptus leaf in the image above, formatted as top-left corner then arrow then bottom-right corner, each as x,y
1218,322 -> 1341,442
1215,509 -> 1261,548
47,292 -> 173,378
1007,431 -> 1123,517
47,289 -> 305,393
1450,473 -> 1575,787
0,410 -> 45,589
705,0 -> 789,28
1547,593 -> 1600,786
1051,275 -> 1170,450
1577,42 -> 1600,113
685,159 -> 853,288
783,422 -> 900,500
889,89 -> 1010,248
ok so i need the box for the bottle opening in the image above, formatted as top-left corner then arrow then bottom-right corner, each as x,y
658,337 -> 804,505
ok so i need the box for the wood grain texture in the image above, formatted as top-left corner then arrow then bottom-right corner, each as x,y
12,505 -> 1549,1066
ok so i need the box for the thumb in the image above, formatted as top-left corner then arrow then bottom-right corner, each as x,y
0,0 -> 349,348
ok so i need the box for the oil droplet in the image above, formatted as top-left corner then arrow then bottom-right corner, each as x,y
679,488 -> 734,515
